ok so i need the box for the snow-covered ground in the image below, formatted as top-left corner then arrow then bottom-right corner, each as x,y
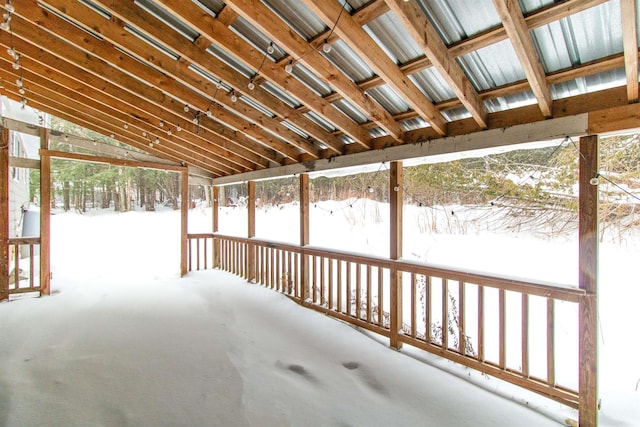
0,204 -> 638,426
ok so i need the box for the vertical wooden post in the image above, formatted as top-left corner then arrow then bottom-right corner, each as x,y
0,128 -> 9,300
180,169 -> 188,277
390,161 -> 403,349
212,185 -> 219,268
579,135 -> 599,427
39,128 -> 51,295
247,181 -> 256,282
300,174 -> 310,303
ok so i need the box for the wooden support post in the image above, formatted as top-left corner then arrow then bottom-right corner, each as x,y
390,161 -> 403,349
180,169 -> 188,277
247,181 -> 256,282
300,174 -> 310,303
39,128 -> 51,295
212,186 -> 219,268
0,128 -> 9,301
579,135 -> 599,427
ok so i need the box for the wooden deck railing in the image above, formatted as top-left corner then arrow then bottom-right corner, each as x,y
7,237 -> 41,295
187,233 -> 584,408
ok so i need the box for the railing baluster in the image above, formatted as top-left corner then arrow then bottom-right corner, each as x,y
337,261 -> 343,313
320,257 -> 326,306
346,262 -> 352,316
196,238 -> 201,271
366,265 -> 372,323
459,281 -> 465,355
425,275 -> 432,343
29,245 -> 35,289
442,279 -> 448,349
522,293 -> 529,377
294,253 -> 299,299
328,258 -> 334,310
499,289 -> 506,369
411,272 -> 417,338
547,298 -> 555,386
355,263 -> 361,319
204,238 -> 208,270
378,267 -> 383,327
312,255 -> 317,303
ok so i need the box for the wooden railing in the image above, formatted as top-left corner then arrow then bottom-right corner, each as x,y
187,233 -> 584,408
7,237 -> 41,295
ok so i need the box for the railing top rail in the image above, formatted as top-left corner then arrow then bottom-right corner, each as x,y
8,237 -> 41,245
209,233 -> 584,302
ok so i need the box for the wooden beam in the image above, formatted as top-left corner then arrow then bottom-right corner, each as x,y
180,170 -> 188,277
39,128 -> 51,296
146,0 -> 356,153
0,128 -> 9,301
212,186 -> 219,268
389,161 -> 403,349
224,0 -> 404,143
62,0 -> 332,158
621,0 -> 639,102
588,100 -> 640,134
247,181 -> 256,282
578,135 -> 599,427
211,113 -> 588,185
492,0 -> 553,117
385,0 -> 488,129
301,0 -> 448,136
10,5 -> 293,165
41,150 -> 188,172
300,173 -> 310,302
9,157 -> 40,169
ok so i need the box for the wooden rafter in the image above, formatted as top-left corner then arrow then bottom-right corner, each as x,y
223,0 -> 405,143
384,0 -> 488,129
119,0 -> 361,152
621,0 -> 639,102
0,26 -> 275,171
491,0 -> 553,117
32,0 -> 310,162
301,0 -> 448,136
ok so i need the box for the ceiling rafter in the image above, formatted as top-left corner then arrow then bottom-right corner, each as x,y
384,0 -> 488,129
0,52 -> 256,174
301,0 -> 449,136
620,0 -> 639,102
341,0 -> 607,100
0,79 -> 227,175
491,0 -> 553,118
222,0 -> 406,142
39,0 -> 317,161
4,14 -> 283,171
13,2 -> 303,165
143,0 -> 365,152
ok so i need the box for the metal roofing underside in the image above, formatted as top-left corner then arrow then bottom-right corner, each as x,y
0,0 -> 638,179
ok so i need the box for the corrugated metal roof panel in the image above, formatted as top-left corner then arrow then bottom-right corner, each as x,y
363,11 -> 423,64
261,81 -> 302,109
441,107 -> 471,122
484,91 -> 537,113
322,39 -> 375,83
518,0 -> 554,14
291,63 -> 333,97
135,0 -> 199,41
207,43 -> 254,79
400,117 -> 429,131
457,39 -> 527,89
409,68 -> 456,103
230,16 -> 288,61
551,67 -> 626,99
304,111 -> 337,132
262,0 -> 328,41
332,99 -> 369,124
416,0 -> 500,44
192,0 -> 225,16
366,85 -> 410,115
532,0 -> 623,73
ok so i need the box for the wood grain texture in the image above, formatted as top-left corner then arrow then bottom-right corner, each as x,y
0,128 -> 9,300
578,135 -> 599,427
39,128 -> 51,295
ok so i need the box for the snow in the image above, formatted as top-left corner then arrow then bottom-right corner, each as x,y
1,205 -> 639,426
